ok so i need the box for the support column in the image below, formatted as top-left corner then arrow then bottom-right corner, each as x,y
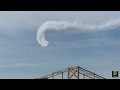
62,72 -> 63,79
68,68 -> 70,79
77,66 -> 80,79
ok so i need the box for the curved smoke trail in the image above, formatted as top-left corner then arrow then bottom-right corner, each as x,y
37,18 -> 120,47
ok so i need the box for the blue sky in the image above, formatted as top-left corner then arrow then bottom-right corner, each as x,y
0,11 -> 120,79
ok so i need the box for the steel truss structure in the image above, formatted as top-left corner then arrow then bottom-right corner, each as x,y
36,66 -> 105,79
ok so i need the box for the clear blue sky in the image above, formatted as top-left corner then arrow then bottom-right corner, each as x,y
0,11 -> 120,79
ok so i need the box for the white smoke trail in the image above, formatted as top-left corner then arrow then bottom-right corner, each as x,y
37,18 -> 120,47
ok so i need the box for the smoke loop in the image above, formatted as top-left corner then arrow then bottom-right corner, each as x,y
37,18 -> 120,47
